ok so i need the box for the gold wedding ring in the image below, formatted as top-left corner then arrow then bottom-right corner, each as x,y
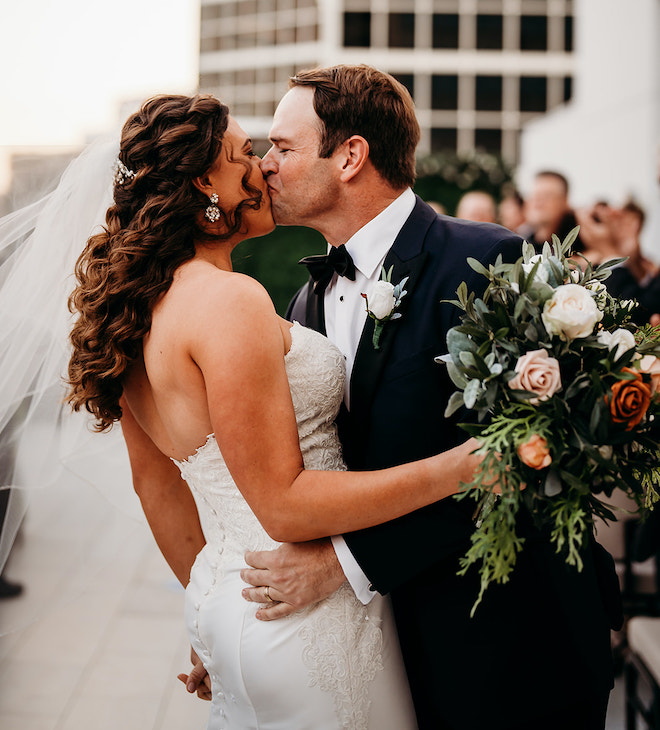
264,585 -> 274,603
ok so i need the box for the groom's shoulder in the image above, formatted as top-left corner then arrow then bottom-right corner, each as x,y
414,206 -> 522,269
429,213 -> 521,255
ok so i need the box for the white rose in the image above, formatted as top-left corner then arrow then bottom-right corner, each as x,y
597,328 -> 636,359
366,280 -> 396,320
522,254 -> 549,283
542,284 -> 603,340
639,354 -> 660,393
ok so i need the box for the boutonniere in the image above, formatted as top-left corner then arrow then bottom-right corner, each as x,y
361,266 -> 409,350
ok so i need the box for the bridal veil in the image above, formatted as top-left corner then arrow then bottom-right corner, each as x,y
0,139 -> 144,625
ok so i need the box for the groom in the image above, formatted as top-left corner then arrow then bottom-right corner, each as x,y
240,65 -> 622,729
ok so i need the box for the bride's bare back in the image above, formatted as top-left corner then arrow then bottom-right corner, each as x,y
122,258 -> 292,461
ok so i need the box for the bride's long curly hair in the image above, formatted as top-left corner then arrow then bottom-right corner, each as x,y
67,94 -> 263,431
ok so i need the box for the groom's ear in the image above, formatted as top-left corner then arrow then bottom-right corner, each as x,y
338,136 -> 370,182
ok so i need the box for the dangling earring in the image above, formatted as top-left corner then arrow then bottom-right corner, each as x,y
205,193 -> 221,222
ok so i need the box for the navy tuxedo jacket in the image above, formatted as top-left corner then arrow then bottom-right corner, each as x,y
287,197 -> 622,729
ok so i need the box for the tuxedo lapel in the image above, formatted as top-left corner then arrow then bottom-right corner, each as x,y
347,198 -> 436,456
350,249 -> 428,421
303,280 -> 326,335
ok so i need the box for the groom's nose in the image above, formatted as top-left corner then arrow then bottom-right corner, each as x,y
260,148 -> 277,176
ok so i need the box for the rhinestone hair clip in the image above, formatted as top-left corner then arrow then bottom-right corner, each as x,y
113,159 -> 136,185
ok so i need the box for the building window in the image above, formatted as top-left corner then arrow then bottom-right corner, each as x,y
563,76 -> 573,103
432,75 -> 458,110
520,15 -> 548,51
431,128 -> 457,153
200,36 -> 219,53
236,68 -> 256,86
199,72 -> 221,89
201,4 -> 223,21
564,16 -> 573,52
476,15 -> 503,50
475,76 -> 502,111
296,23 -> 317,42
474,128 -> 502,154
256,27 -> 276,45
520,76 -> 547,112
344,12 -> 371,47
389,13 -> 415,48
392,73 -> 415,99
237,0 -> 257,14
256,67 -> 276,84
276,25 -> 296,43
433,14 -> 459,49
237,31 -> 257,48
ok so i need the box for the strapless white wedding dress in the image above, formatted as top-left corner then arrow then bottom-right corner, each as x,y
173,322 -> 417,729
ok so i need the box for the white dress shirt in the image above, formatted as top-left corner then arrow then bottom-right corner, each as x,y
326,188 -> 416,604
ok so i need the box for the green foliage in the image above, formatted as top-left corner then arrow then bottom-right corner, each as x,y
232,225 -> 325,315
414,151 -> 515,214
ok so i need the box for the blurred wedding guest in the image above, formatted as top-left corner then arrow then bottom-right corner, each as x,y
498,189 -> 526,233
523,170 -> 582,251
455,190 -> 496,223
576,199 -> 660,324
426,200 -> 446,215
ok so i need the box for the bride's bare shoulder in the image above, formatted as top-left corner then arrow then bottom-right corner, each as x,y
170,260 -> 276,328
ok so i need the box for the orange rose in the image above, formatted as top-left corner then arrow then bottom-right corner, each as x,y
608,368 -> 652,430
517,434 -> 552,470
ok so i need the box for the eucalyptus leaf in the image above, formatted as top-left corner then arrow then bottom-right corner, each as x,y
544,471 -> 563,497
468,257 -> 491,278
524,323 -> 539,342
447,328 -> 478,362
446,361 -> 469,388
464,379 -> 483,409
562,226 -> 579,252
445,390 -> 466,417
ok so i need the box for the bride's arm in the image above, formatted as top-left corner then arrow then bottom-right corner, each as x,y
120,399 -> 206,586
192,275 -> 481,544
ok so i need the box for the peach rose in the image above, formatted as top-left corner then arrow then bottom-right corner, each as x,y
517,434 -> 552,470
508,349 -> 562,405
608,368 -> 652,430
638,355 -> 660,394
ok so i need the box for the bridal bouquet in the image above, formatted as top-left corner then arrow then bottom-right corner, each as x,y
440,228 -> 660,611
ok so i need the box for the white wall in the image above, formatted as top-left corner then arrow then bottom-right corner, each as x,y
517,0 -> 660,253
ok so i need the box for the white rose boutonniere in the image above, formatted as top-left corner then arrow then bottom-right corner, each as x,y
362,266 -> 409,350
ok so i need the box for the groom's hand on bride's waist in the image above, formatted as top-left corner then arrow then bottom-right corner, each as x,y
241,539 -> 346,620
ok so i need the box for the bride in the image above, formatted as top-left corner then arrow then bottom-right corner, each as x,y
63,93 -> 480,729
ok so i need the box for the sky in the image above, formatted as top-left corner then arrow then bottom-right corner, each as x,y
0,0 -> 200,192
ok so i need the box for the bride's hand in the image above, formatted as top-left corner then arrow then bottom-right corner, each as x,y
177,648 -> 212,701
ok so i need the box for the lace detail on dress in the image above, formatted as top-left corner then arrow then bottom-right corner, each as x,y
299,582 -> 384,730
172,323 -> 387,726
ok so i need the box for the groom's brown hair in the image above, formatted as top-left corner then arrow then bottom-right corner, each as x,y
289,65 -> 420,190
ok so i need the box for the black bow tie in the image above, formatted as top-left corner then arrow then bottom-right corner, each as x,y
299,245 -> 357,295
